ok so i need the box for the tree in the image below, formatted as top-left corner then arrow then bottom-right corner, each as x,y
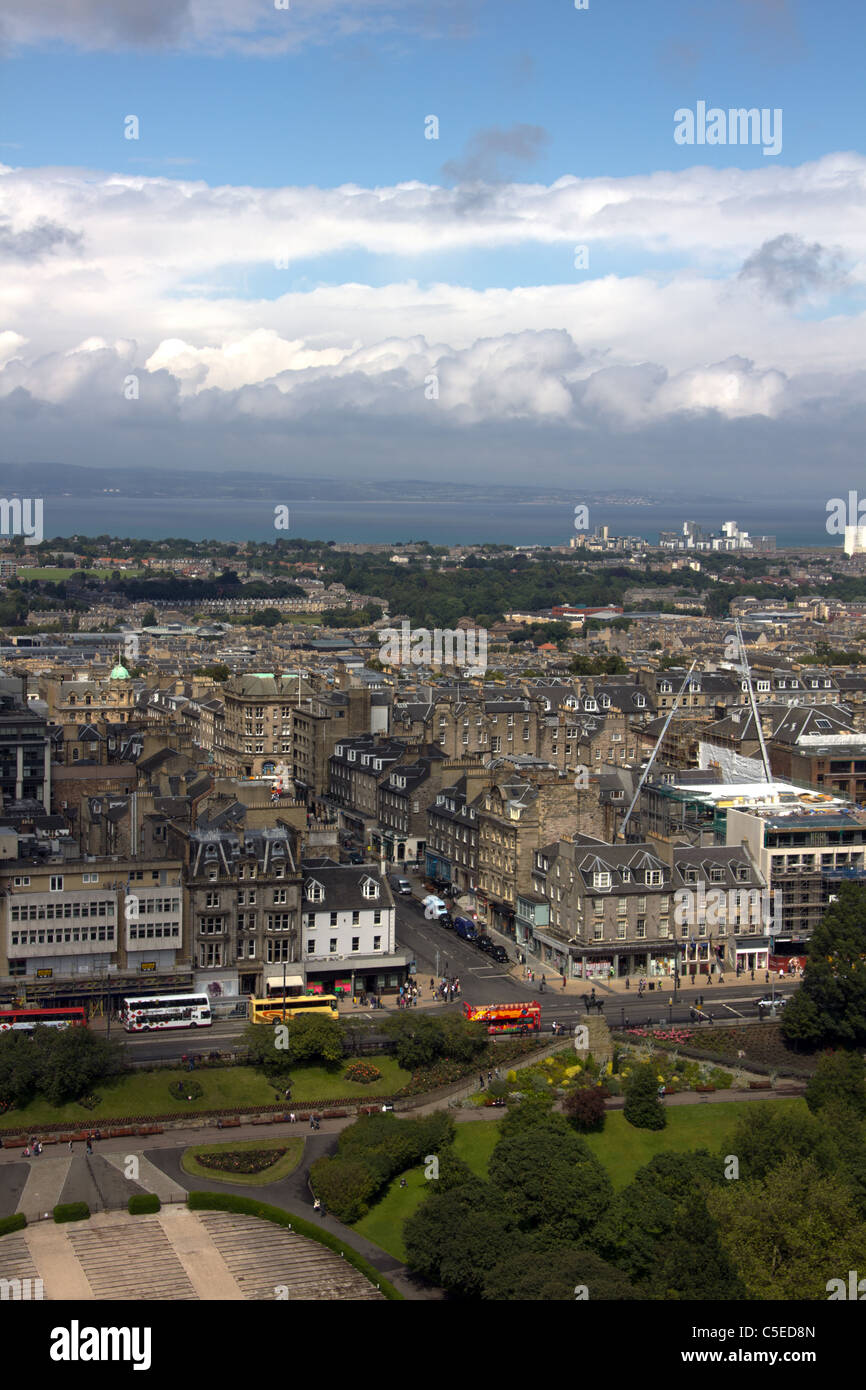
19,1027 -> 127,1107
563,1084 -> 607,1132
404,1180 -> 516,1298
623,1061 -> 666,1130
728,1105 -> 838,1181
309,1156 -> 376,1222
709,1156 -> 866,1300
242,1014 -> 343,1075
804,1049 -> 866,1119
487,1128 -> 613,1241
141,608 -> 157,627
380,1013 -> 442,1070
483,1247 -> 640,1301
781,881 -> 866,1048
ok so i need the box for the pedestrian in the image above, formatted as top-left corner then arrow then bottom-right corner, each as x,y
765,970 -> 770,983
479,1073 -> 485,1089
86,1139 -> 92,1156
429,978 -> 434,992
530,971 -> 534,983
751,969 -> 755,982
487,1069 -> 492,1083
290,1111 -> 296,1123
625,977 -> 630,989
562,975 -> 566,990
540,978 -> 546,993
23,1146 -> 30,1158
310,1115 -> 316,1130
68,1139 -> 73,1152
719,973 -> 725,984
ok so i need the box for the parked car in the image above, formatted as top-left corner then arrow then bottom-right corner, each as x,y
348,851 -> 366,865
389,875 -> 413,896
454,916 -> 478,942
488,944 -> 509,964
475,935 -> 492,954
757,995 -> 787,1010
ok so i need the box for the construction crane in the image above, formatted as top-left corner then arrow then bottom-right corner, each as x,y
617,660 -> 697,841
734,618 -> 773,784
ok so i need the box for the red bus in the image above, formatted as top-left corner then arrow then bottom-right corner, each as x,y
462,1000 -> 541,1035
0,1007 -> 88,1034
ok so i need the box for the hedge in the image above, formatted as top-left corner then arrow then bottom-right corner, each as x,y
128,1194 -> 161,1215
186,1192 -> 401,1300
0,1213 -> 26,1236
54,1202 -> 90,1223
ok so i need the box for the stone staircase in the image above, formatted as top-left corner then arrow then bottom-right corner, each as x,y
197,1212 -> 384,1300
67,1217 -> 198,1300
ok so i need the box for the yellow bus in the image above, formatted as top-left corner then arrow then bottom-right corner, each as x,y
248,994 -> 340,1024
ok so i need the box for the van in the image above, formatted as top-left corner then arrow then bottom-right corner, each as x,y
421,894 -> 451,924
389,875 -> 412,896
454,917 -> 478,942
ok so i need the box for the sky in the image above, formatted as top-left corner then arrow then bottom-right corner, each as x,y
0,0 -> 864,518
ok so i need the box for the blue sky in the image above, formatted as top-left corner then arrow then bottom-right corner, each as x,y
0,0 -> 864,510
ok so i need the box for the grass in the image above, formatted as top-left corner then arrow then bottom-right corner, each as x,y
352,1098 -> 811,1258
583,1097 -> 808,1189
181,1136 -> 304,1186
0,1066 -> 276,1129
283,1056 -> 411,1101
352,1119 -> 503,1261
0,1058 -> 412,1130
22,567 -> 139,581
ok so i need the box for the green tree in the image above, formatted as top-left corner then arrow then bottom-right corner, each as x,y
242,1014 -> 343,1074
404,1180 -> 516,1298
29,1027 -> 126,1106
483,1247 -> 640,1301
141,608 -> 157,627
709,1156 -> 866,1300
804,1049 -> 866,1119
380,1013 -> 442,1070
623,1061 -> 666,1130
309,1156 -> 376,1222
487,1128 -> 613,1240
728,1105 -> 838,1181
781,882 -> 866,1048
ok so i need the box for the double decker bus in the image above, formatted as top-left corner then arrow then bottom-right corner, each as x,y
0,1006 -> 87,1034
462,1000 -> 541,1035
120,994 -> 212,1032
249,994 -> 340,1024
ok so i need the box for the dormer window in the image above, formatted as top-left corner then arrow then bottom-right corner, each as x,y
361,878 -> 379,899
593,871 -> 611,890
621,867 -> 631,882
600,696 -> 610,708
306,879 -> 324,902
645,869 -> 662,885
660,682 -> 672,694
635,695 -> 646,708
584,698 -> 598,711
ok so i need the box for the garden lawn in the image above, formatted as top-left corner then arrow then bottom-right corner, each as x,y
181,1136 -> 304,1186
0,1066 -> 276,1129
352,1118 -> 503,1261
0,1057 -> 412,1130
285,1056 -> 411,1101
584,1098 -> 807,1189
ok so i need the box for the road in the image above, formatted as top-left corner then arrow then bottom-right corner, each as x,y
106,892 -> 796,1061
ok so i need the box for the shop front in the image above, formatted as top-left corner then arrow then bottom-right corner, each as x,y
734,936 -> 770,975
304,952 -> 412,999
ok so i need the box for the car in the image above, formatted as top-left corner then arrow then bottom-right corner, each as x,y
347,851 -> 366,864
389,875 -> 413,895
421,894 -> 451,924
475,935 -> 492,953
453,916 -> 478,942
757,995 -> 787,1010
488,944 -> 509,964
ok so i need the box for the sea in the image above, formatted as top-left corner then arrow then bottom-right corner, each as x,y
33,495 -> 838,549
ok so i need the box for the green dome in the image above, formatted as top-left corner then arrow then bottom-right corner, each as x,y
110,662 -> 130,680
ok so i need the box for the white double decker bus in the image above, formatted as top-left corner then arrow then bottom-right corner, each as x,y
120,993 -> 213,1032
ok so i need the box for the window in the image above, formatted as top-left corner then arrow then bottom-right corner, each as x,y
352,910 -> 360,925
373,935 -> 382,950
307,940 -> 316,954
330,938 -> 337,952
644,870 -> 661,886
205,891 -> 221,908
82,872 -> 99,884
330,911 -> 338,926
273,888 -> 287,904
50,875 -> 63,892
351,937 -> 360,952
593,871 -> 611,889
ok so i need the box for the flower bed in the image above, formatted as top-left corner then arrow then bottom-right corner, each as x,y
196,1148 -> 288,1175
343,1063 -> 381,1085
168,1080 -> 204,1102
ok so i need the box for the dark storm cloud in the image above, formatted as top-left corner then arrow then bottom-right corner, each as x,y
0,218 -> 83,259
441,125 -> 550,184
738,234 -> 850,305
